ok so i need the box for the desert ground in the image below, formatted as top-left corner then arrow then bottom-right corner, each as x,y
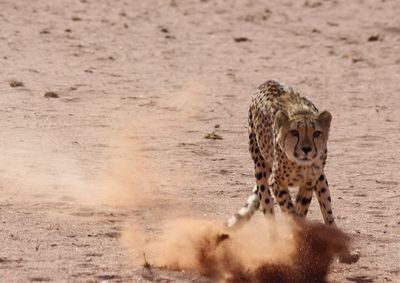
1,0 -> 399,282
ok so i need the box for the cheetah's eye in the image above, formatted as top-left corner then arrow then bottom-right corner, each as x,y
290,130 -> 299,137
313,131 -> 322,138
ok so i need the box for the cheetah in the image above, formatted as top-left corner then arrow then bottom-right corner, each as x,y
227,80 -> 335,228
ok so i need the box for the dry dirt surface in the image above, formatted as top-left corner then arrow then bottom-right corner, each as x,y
1,0 -> 400,282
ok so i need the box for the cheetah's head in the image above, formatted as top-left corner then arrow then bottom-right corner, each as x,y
274,110 -> 332,165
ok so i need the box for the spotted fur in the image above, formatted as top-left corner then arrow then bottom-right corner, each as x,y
227,80 -> 336,228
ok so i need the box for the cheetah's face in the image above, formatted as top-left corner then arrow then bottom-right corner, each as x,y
274,111 -> 332,165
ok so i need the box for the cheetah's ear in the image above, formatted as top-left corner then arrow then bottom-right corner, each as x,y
275,110 -> 288,128
318,111 -> 332,129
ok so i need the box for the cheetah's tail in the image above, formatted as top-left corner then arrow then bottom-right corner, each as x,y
226,185 -> 260,229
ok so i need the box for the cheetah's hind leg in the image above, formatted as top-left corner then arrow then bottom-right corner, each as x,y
226,185 -> 260,229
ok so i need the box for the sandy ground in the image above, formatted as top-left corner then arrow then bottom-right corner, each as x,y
1,0 -> 400,282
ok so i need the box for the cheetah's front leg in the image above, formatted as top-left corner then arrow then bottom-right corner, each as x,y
249,131 -> 275,217
315,174 -> 360,263
314,173 -> 335,226
271,181 -> 297,215
295,185 -> 314,217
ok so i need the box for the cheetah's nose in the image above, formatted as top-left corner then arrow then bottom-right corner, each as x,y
301,147 -> 312,154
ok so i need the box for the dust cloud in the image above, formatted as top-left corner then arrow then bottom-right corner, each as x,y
121,216 -> 349,283
0,137 -> 88,200
90,136 -> 161,208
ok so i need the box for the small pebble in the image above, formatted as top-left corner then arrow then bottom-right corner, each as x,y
9,80 -> 24,87
234,37 -> 249,42
368,34 -> 380,42
44,91 -> 59,98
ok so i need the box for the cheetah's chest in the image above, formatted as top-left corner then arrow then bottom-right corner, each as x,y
273,162 -> 321,188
